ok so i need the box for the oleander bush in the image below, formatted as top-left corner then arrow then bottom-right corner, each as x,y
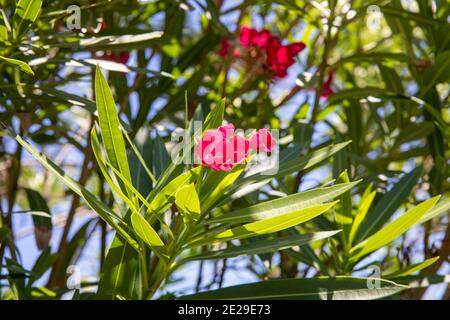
0,0 -> 449,300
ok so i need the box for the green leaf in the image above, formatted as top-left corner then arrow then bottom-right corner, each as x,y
336,52 -> 409,66
380,6 -> 447,27
184,231 -> 340,261
203,98 -> 225,131
326,87 -> 397,104
351,196 -> 440,261
417,197 -> 450,224
95,65 -> 133,198
223,142 -> 352,201
97,235 -> 138,300
205,181 -> 359,226
354,166 -> 422,243
79,32 -> 163,50
28,249 -> 56,288
123,127 -> 156,191
0,9 -> 11,42
95,145 -> 173,239
392,274 -> 450,288
200,164 -> 245,213
13,0 -> 42,38
334,171 -> 352,250
385,257 -> 439,278
23,188 -> 52,250
16,135 -> 139,251
180,276 -> 407,300
91,127 -> 137,211
130,212 -> 168,261
349,187 -> 376,246
0,56 -> 34,75
421,50 -> 450,97
5,258 -> 28,299
393,121 -> 435,147
151,131 -> 171,180
23,188 -> 52,229
58,219 -> 94,282
149,166 -> 201,215
191,202 -> 337,246
175,183 -> 201,221
378,64 -> 404,94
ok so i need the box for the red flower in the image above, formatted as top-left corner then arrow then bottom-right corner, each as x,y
219,39 -> 230,57
196,124 -> 244,172
236,26 -> 306,78
240,26 -> 258,47
196,124 -> 275,172
320,72 -> 335,98
249,128 -> 276,152
286,42 -> 306,55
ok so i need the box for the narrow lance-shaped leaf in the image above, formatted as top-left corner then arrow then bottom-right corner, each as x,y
417,197 -> 450,225
349,186 -> 376,247
385,257 -> 440,278
24,188 -> 52,250
80,31 -> 163,50
354,166 -> 422,243
190,202 -> 337,246
13,0 -> 43,38
95,65 -> 133,198
184,231 -> 340,261
102,157 -> 174,239
205,181 -> 359,226
421,50 -> 450,97
203,98 -> 225,131
130,212 -> 168,261
180,276 -> 407,300
334,171 -> 352,251
91,128 -> 138,212
200,164 -> 245,214
223,141 -> 353,201
149,166 -> 201,215
151,131 -> 171,179
16,135 -> 139,251
0,9 -> 11,41
350,196 -> 440,261
0,56 -> 34,75
97,235 -> 138,300
175,183 -> 201,221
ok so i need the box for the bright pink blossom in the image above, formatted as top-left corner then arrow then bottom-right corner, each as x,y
196,125 -> 275,171
249,128 -> 276,152
239,26 -> 258,47
196,124 -> 245,172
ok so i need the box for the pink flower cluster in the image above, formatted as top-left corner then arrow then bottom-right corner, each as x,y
241,26 -> 306,78
219,26 -> 306,78
196,124 -> 275,172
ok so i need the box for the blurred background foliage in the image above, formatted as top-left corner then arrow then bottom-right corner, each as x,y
0,0 -> 449,299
